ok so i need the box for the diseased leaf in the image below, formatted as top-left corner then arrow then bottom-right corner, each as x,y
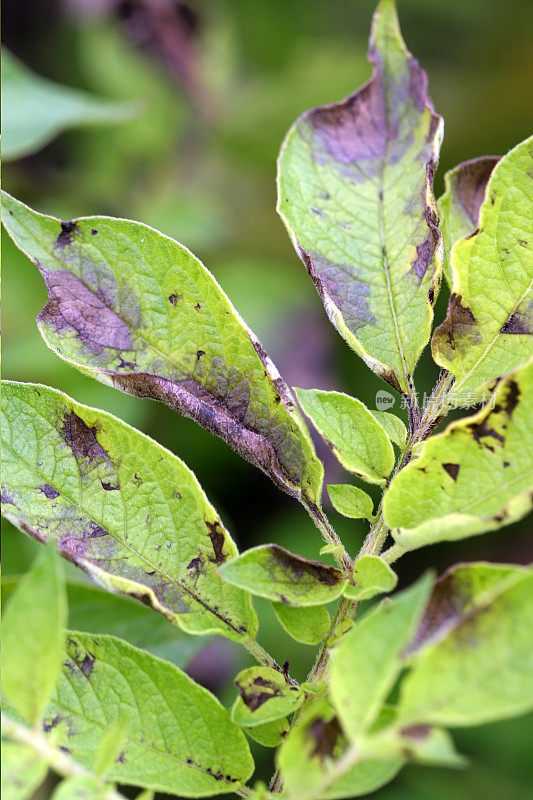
277,699 -> 402,800
439,156 -> 499,286
1,741 -> 48,800
46,632 -> 254,796
1,192 -> 323,507
330,574 -> 433,741
1,545 -> 66,724
1,578 -> 206,669
343,554 -> 397,601
219,545 -> 346,606
278,0 -> 443,394
296,389 -> 395,485
272,602 -> 331,645
231,667 -> 304,727
383,360 -> 533,550
243,717 -> 290,748
327,484 -> 374,520
432,136 -> 533,403
370,411 -> 407,448
1,50 -> 136,161
362,725 -> 466,769
1,381 -> 257,642
398,563 -> 533,726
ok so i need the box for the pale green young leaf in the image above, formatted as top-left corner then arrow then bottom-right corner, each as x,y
244,717 -> 290,748
231,667 -> 304,727
432,136 -> 533,403
438,156 -> 499,286
330,574 -> 433,741
343,554 -> 397,601
362,725 -> 466,769
272,601 -> 331,645
219,545 -> 347,606
1,741 -> 48,800
46,632 -> 254,795
51,777 -> 111,800
398,563 -> 533,727
0,192 -> 323,506
1,545 -> 66,724
370,411 -> 407,448
383,360 -> 533,551
277,699 -> 402,800
1,578 -> 206,669
1,381 -> 257,642
327,484 -> 374,520
93,717 -> 131,778
296,389 -> 395,484
1,50 -> 136,161
278,0 -> 443,394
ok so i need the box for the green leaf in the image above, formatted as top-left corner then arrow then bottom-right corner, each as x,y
51,777 -> 110,800
296,389 -> 395,485
231,667 -> 304,727
432,136 -> 533,403
93,717 -> 131,778
330,574 -> 433,741
278,0 -> 443,394
2,578 -> 206,669
1,50 -> 136,161
397,563 -> 533,727
277,699 -> 402,800
370,411 -> 407,448
244,717 -> 290,748
1,741 -> 48,800
327,484 -> 374,520
272,602 -> 331,645
1,545 -> 66,724
343,554 -> 397,601
0,193 -> 323,507
438,156 -> 499,286
383,360 -> 533,550
46,632 -> 254,795
1,381 -> 257,642
219,545 -> 346,606
363,725 -> 466,769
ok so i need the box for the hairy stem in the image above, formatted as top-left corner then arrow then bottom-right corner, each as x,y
302,499 -> 353,572
243,639 -> 297,683
2,715 -> 126,800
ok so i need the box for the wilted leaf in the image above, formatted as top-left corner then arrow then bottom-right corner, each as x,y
278,0 -> 443,394
219,545 -> 346,606
1,50 -> 136,161
296,389 -> 395,485
432,136 -> 533,403
277,699 -> 402,800
1,545 -> 66,724
398,563 -> 533,726
343,554 -> 397,601
1,381 -> 257,642
272,602 -> 331,645
0,192 -> 323,507
46,633 -> 254,796
1,741 -> 48,800
330,574 -> 433,741
327,484 -> 374,520
383,360 -> 533,550
231,667 -> 304,727
438,156 -> 499,286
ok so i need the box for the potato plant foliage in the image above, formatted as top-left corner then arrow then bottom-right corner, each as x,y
2,2 -> 532,798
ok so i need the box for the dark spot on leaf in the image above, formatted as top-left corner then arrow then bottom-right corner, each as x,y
133,473 -> 143,485
442,463 -> 460,481
196,350 -> 206,361
101,480 -> 120,491
195,302 -> 201,310
91,229 -> 98,236
428,287 -> 435,305
56,220 -> 79,248
168,293 -> 182,305
62,412 -> 109,462
500,314 -> 530,335
452,156 -> 499,225
467,418 -> 504,446
518,239 -> 527,247
435,293 -> 478,353
117,356 -> 137,370
38,484 -> 60,499
503,461 -> 510,468
308,716 -> 342,762
116,752 -> 126,763
43,715 -> 62,732
401,724 -> 431,740
187,556 -> 203,576
206,520 -> 226,564
269,544 -> 342,586
237,676 -> 282,711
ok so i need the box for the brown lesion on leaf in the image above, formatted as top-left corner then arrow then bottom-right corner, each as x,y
62,412 -> 110,462
308,715 -> 343,762
205,519 -> 226,564
38,483 -> 61,499
269,544 -> 342,586
450,156 -> 500,226
434,293 -> 479,355
55,220 -> 80,249
467,418 -> 504,447
237,675 -> 283,712
101,480 -> 120,491
442,463 -> 460,481
500,313 -> 531,335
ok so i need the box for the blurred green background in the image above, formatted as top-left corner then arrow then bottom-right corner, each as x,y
2,0 -> 532,797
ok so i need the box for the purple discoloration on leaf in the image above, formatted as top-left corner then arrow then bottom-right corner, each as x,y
268,544 -> 343,587
38,268 -> 133,354
55,220 -> 79,248
62,412 -> 109,462
308,715 -> 343,762
449,156 -> 500,226
39,483 -> 60,499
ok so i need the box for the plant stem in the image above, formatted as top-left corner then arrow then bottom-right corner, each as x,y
381,541 -> 407,564
243,638 -> 297,683
302,498 -> 353,572
2,715 -> 126,800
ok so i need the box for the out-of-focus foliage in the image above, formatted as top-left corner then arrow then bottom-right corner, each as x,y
2,0 -> 532,795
